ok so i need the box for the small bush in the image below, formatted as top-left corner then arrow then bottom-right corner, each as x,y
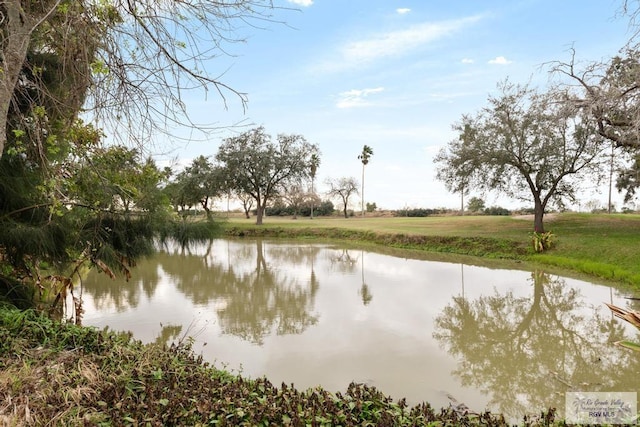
531,231 -> 555,252
484,206 -> 511,216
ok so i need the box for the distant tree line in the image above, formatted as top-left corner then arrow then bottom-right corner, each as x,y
265,201 -> 335,217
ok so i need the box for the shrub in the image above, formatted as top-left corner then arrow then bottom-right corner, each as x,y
484,206 -> 511,216
531,231 -> 555,252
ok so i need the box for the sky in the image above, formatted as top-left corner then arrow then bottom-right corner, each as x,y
151,0 -> 636,211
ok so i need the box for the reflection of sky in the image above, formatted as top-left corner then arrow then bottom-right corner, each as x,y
79,239 -> 638,419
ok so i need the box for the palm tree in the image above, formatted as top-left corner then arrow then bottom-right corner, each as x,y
357,145 -> 373,217
309,153 -> 320,219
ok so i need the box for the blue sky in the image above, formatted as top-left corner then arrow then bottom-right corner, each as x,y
159,0 -> 635,211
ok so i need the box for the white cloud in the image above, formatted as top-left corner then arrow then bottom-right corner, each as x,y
287,0 -> 313,6
488,56 -> 512,65
396,8 -> 411,15
461,58 -> 474,64
320,15 -> 482,72
336,87 -> 385,109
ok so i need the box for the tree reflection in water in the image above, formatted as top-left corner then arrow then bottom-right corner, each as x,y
360,250 -> 372,305
326,248 -> 373,305
82,254 -> 163,313
84,239 -> 321,345
153,324 -> 183,346
327,248 -> 358,274
158,239 -> 321,345
433,270 -> 640,419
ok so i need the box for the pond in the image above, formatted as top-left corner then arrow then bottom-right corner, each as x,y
77,238 -> 640,421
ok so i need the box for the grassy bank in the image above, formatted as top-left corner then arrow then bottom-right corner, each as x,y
0,307 -> 561,426
221,213 -> 640,289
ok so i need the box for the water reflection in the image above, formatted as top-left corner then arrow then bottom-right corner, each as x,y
80,240 -> 639,420
433,270 -> 640,418
84,254 -> 162,312
154,324 -> 183,346
360,250 -> 373,305
84,239 -> 320,345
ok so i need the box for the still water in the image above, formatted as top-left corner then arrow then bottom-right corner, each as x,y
78,238 -> 640,420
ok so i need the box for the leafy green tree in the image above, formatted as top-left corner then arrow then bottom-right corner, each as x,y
216,127 -> 318,225
135,159 -> 172,214
74,146 -> 151,212
164,180 -> 192,216
175,156 -> 223,219
466,197 -> 485,213
358,145 -> 373,217
1,1 -> 100,161
435,81 -> 606,233
0,131 -> 168,301
312,200 -> 334,216
326,177 -> 359,218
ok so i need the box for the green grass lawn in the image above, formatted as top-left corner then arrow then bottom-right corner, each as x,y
221,212 -> 640,289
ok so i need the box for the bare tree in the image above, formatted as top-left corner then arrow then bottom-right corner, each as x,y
549,48 -> 640,203
91,1 -> 283,146
550,48 -> 640,150
238,192 -> 255,219
326,177 -> 359,218
281,183 -> 309,219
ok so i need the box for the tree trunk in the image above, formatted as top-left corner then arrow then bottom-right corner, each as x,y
533,202 -> 545,233
242,199 -> 251,218
0,1 -> 60,159
361,165 -> 365,217
0,1 -> 32,159
255,200 -> 263,225
310,179 -> 314,219
343,203 -> 348,218
201,199 -> 211,219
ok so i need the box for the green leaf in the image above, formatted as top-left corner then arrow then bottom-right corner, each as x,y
615,340 -> 640,351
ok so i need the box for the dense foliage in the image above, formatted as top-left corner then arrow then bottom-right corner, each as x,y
393,208 -> 443,217
265,200 -> 335,217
